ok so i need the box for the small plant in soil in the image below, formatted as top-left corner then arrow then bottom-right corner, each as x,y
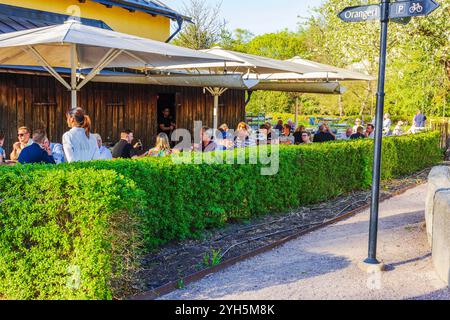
202,249 -> 223,268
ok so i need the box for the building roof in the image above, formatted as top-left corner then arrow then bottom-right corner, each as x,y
88,0 -> 191,22
0,4 -> 111,34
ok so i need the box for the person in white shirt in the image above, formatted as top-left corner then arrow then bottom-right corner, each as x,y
93,133 -> 113,160
279,124 -> 295,145
63,108 -> 100,163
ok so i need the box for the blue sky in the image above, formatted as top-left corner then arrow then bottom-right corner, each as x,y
166,0 -> 325,35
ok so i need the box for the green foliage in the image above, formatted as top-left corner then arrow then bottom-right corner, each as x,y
217,1 -> 449,118
0,132 -> 442,299
69,132 -> 441,250
0,166 -> 143,300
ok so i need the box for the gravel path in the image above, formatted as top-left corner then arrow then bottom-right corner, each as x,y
160,184 -> 450,300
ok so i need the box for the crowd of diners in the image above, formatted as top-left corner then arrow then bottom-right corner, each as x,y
0,108 -> 428,165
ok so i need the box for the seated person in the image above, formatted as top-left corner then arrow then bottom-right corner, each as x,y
93,134 -> 112,160
279,124 -> 295,145
393,121 -> 404,136
0,132 -> 6,163
274,119 -> 283,132
300,131 -> 313,144
218,123 -> 233,140
18,129 -> 55,164
42,138 -> 65,164
366,124 -> 375,139
10,126 -> 33,161
340,128 -> 353,140
353,119 -> 362,133
148,133 -> 176,157
257,124 -> 269,145
313,124 -> 336,143
293,126 -> 306,145
131,138 -> 147,157
112,130 -> 137,159
383,113 -> 392,136
234,122 -> 256,148
217,123 -> 235,150
194,127 -> 225,152
350,126 -> 366,140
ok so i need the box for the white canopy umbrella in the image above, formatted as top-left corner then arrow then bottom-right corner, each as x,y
257,56 -> 375,81
154,47 -> 333,129
0,20 -> 238,108
156,46 -> 329,75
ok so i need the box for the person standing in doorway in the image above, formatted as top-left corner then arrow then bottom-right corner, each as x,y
158,108 -> 176,141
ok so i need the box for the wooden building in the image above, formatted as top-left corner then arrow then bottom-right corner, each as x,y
0,0 -> 246,151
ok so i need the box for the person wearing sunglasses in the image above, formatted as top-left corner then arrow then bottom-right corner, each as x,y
18,129 -> 55,165
300,132 -> 312,144
10,126 -> 32,161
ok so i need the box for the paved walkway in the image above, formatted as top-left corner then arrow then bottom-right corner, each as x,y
161,184 -> 450,300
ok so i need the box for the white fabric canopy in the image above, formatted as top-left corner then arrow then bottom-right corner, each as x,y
0,21 -> 237,69
155,47 -> 328,75
256,56 -> 375,81
0,20 -> 238,108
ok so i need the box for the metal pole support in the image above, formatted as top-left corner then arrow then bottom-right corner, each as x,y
364,0 -> 390,268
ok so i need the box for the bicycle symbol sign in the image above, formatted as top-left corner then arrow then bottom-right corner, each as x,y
389,0 -> 439,19
409,2 -> 423,13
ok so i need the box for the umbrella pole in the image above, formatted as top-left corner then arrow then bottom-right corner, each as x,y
71,44 -> 77,109
213,94 -> 219,130
205,87 -> 228,129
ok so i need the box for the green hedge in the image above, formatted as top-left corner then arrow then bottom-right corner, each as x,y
0,166 -> 143,300
0,131 -> 442,299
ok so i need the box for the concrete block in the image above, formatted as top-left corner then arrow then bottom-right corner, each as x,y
425,166 -> 450,246
432,190 -> 450,286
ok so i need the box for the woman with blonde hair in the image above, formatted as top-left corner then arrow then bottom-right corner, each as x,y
63,107 -> 100,163
234,122 -> 256,148
148,133 -> 174,157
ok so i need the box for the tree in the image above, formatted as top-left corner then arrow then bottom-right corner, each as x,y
305,0 -> 449,118
173,0 -> 226,50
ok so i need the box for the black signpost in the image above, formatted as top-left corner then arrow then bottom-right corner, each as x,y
339,0 -> 440,270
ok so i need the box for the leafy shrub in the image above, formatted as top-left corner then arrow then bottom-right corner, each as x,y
0,131 -> 442,299
71,131 -> 441,249
0,166 -> 143,300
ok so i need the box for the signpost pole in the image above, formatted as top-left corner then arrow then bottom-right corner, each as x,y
365,0 -> 390,268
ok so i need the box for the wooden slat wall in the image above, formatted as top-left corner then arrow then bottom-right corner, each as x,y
0,73 -> 246,153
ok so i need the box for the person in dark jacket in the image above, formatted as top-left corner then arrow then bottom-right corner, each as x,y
313,124 -> 336,143
18,129 -> 55,164
350,126 -> 366,140
112,129 -> 137,159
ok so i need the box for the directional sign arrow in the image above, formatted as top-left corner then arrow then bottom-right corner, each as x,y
338,4 -> 381,22
389,0 -> 440,19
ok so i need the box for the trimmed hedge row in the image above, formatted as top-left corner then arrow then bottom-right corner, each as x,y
0,131 -> 442,299
0,166 -> 143,300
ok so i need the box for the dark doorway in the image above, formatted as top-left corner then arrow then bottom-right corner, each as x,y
156,93 -> 177,146
157,93 -> 176,125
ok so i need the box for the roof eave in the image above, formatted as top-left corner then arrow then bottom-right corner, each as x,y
88,0 -> 192,23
